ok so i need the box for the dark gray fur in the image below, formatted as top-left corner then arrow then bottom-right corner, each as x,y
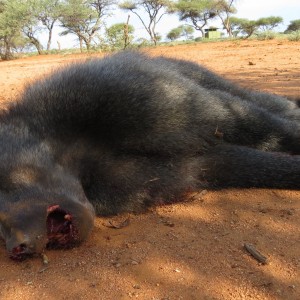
154,56 -> 300,122
0,51 -> 299,257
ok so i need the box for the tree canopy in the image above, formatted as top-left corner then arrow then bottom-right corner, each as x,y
37,0 -> 62,50
167,24 -> 194,41
105,22 -> 134,49
0,0 -> 31,59
285,19 -> 300,33
120,0 -> 173,45
257,16 -> 283,31
229,17 -> 259,38
59,0 -> 114,52
174,0 -> 217,37
213,0 -> 237,37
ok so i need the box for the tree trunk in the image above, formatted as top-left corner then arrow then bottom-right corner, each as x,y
152,36 -> 157,45
199,27 -> 205,37
149,30 -> 157,45
79,38 -> 83,53
32,39 -> 43,55
224,18 -> 233,37
2,37 -> 14,60
83,36 -> 91,52
36,44 -> 43,55
46,22 -> 55,51
123,15 -> 130,50
85,41 -> 90,51
225,24 -> 232,37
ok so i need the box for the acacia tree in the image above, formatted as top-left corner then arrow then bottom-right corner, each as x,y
284,19 -> 300,33
179,24 -> 194,39
174,0 -> 217,37
229,17 -> 259,39
167,27 -> 181,40
59,0 -> 114,52
167,24 -> 194,40
213,0 -> 236,37
0,0 -> 30,59
21,0 -> 45,55
257,16 -> 283,31
119,0 -> 173,45
37,0 -> 62,51
22,22 -> 44,54
105,22 -> 134,49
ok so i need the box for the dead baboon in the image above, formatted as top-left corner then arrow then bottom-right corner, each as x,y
0,51 -> 299,260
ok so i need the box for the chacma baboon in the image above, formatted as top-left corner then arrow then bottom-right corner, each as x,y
0,51 -> 299,260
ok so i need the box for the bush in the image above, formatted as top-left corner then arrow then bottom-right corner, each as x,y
287,30 -> 300,41
256,30 -> 276,40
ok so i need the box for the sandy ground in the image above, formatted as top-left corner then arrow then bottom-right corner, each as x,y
0,39 -> 299,300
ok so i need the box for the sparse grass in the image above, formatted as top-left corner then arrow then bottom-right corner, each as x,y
247,32 -> 288,41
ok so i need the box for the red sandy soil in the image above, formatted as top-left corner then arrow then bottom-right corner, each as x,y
0,39 -> 299,300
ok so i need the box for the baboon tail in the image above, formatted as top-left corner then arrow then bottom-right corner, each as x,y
201,145 -> 300,189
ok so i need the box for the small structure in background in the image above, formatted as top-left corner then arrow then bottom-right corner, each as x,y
205,28 -> 221,39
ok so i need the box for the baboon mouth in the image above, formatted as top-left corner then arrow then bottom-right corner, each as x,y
9,205 -> 80,261
10,244 -> 33,261
46,205 -> 79,249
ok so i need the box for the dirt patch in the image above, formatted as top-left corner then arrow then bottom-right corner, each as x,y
0,39 -> 299,300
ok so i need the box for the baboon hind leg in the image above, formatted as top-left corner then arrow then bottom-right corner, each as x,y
200,144 -> 300,189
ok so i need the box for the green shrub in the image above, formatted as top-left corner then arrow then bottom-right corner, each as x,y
287,30 -> 300,41
256,30 -> 276,40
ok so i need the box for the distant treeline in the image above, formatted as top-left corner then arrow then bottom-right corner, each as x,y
0,0 -> 299,60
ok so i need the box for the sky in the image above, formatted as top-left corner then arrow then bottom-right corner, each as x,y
39,0 -> 300,49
